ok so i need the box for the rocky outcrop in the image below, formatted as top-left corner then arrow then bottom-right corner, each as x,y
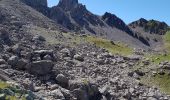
58,0 -> 79,11
129,18 -> 169,35
102,12 -> 133,36
26,60 -> 54,75
49,0 -> 105,32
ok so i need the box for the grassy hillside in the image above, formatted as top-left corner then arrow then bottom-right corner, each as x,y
140,31 -> 170,95
141,73 -> 170,95
84,36 -> 133,56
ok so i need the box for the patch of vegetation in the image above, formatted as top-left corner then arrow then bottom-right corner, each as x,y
0,81 -> 33,100
147,54 -> 170,64
84,36 -> 133,55
164,31 -> 170,51
141,73 -> 170,95
0,82 -> 9,89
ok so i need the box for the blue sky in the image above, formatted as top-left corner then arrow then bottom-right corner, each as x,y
47,0 -> 170,25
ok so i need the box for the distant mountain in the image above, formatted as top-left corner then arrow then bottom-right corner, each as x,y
20,0 -> 152,49
129,18 -> 169,35
102,12 -> 134,36
128,18 -> 169,50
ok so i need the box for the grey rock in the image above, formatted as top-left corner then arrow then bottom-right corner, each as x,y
100,85 -> 110,96
56,74 -> 69,88
0,28 -> 11,45
15,59 -> 28,70
7,56 -> 19,67
72,88 -> 88,100
22,78 -> 35,91
60,48 -> 71,57
74,54 -> 84,61
0,64 -> 11,69
32,35 -> 46,42
60,87 -> 74,100
43,55 -> 52,60
33,49 -> 54,60
51,89 -> 65,99
11,44 -> 22,55
0,59 -> 7,65
26,60 -> 54,75
69,80 -> 102,100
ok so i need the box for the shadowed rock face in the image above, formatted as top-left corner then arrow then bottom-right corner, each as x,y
49,0 -> 105,33
58,0 -> 79,11
102,12 -> 134,36
129,18 -> 169,35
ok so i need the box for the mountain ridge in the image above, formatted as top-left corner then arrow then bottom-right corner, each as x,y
21,0 -> 153,49
1,0 -> 170,99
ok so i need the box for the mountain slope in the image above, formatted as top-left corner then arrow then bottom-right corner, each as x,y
1,0 -> 170,99
129,18 -> 169,35
21,0 -> 151,49
129,18 -> 169,50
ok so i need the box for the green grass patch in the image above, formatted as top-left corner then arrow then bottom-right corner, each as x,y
144,31 -> 170,64
84,36 -> 133,55
0,82 -> 9,89
164,31 -> 170,51
142,74 -> 170,95
146,54 -> 170,64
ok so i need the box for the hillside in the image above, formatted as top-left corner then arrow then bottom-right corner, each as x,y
129,18 -> 169,50
21,0 -> 153,49
1,0 -> 170,100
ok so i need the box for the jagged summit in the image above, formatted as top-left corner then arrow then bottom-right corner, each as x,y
19,0 -> 150,48
58,0 -> 79,10
102,12 -> 133,36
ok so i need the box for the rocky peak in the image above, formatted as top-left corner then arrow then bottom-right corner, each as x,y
58,0 -> 79,11
129,18 -> 148,27
102,12 -> 133,36
129,18 -> 169,35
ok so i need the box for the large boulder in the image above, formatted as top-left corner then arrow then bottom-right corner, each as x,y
69,79 -> 102,100
33,50 -> 54,60
26,60 -> 54,75
32,35 -> 46,42
74,54 -> 84,62
15,59 -> 28,70
11,44 -> 22,56
56,74 -> 69,88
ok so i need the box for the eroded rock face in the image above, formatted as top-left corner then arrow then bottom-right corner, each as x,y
58,0 -> 79,11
